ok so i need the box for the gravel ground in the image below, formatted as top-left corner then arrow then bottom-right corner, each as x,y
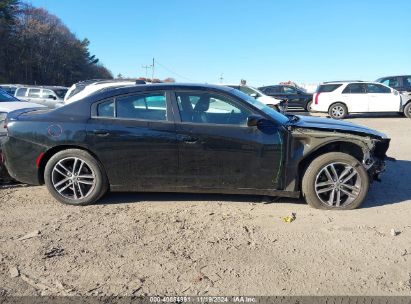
0,115 -> 410,296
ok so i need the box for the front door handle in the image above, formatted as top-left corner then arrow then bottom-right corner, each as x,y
93,129 -> 110,136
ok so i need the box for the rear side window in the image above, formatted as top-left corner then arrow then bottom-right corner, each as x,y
342,83 -> 366,94
16,88 -> 27,97
97,99 -> 115,117
116,93 -> 167,121
366,84 -> 391,94
317,84 -> 342,93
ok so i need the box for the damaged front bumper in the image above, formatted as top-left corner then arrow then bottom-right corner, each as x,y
363,138 -> 392,182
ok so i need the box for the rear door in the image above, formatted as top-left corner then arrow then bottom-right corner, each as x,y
172,90 -> 284,190
86,90 -> 179,190
366,83 -> 401,112
340,83 -> 368,112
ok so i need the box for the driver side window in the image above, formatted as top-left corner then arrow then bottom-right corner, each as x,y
175,91 -> 252,125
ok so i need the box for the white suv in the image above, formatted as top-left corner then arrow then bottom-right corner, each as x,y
310,81 -> 403,119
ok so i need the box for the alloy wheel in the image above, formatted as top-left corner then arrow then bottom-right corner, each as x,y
51,157 -> 96,200
331,106 -> 345,118
314,162 -> 361,207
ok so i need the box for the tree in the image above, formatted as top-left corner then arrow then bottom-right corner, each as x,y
0,1 -> 112,86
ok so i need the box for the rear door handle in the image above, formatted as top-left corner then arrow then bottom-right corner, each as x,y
179,135 -> 199,144
93,129 -> 110,136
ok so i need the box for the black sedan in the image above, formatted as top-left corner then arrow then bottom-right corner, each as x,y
258,85 -> 313,111
2,84 -> 390,209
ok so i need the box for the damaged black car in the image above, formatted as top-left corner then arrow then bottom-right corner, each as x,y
1,84 -> 390,209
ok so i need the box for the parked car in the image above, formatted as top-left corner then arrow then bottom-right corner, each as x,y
64,79 -> 138,104
258,85 -> 313,111
310,81 -> 404,119
0,88 -> 46,181
376,75 -> 411,118
222,84 -> 284,111
14,86 -> 67,109
0,84 -> 21,95
2,84 -> 390,210
0,89 -> 47,136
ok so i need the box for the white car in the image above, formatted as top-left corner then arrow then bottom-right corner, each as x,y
64,79 -> 140,104
222,84 -> 284,111
310,81 -> 403,119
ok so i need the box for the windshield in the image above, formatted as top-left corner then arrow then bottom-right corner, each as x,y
54,89 -> 68,99
0,89 -> 19,102
229,88 -> 289,125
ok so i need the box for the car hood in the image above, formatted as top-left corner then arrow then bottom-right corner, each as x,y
257,95 -> 281,105
290,115 -> 387,138
0,102 -> 46,113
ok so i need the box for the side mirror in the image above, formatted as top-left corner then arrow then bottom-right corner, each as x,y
247,115 -> 275,127
48,95 -> 57,100
247,115 -> 263,127
250,93 -> 258,98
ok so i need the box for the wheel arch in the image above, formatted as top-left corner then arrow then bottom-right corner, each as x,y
37,145 -> 104,185
328,101 -> 349,113
297,140 -> 365,189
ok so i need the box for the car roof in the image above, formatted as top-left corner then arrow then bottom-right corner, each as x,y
85,83 -> 238,101
322,80 -> 364,84
16,85 -> 68,90
376,75 -> 411,79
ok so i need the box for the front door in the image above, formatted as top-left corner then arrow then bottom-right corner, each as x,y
172,90 -> 284,191
366,83 -> 400,112
86,91 -> 179,190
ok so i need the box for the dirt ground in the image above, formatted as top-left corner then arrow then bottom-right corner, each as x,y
0,114 -> 410,296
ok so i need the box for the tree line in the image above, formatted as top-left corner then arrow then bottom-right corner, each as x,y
0,0 -> 112,87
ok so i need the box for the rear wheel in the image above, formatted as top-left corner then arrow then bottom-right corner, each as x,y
302,152 -> 369,210
328,103 -> 348,119
306,100 -> 313,112
404,102 -> 411,118
44,149 -> 108,205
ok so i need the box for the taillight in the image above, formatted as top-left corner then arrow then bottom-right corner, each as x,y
36,152 -> 44,168
315,92 -> 321,105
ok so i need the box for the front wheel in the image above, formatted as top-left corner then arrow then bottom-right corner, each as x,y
328,103 -> 348,119
44,149 -> 108,205
404,102 -> 411,118
302,152 -> 369,210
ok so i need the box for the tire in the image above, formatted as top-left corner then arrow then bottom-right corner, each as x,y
302,152 -> 369,210
404,102 -> 411,118
305,100 -> 313,112
328,103 -> 348,119
44,149 -> 108,205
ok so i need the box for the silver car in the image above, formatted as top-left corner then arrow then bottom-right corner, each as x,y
14,86 -> 68,108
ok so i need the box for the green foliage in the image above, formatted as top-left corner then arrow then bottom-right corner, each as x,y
0,1 -> 112,85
